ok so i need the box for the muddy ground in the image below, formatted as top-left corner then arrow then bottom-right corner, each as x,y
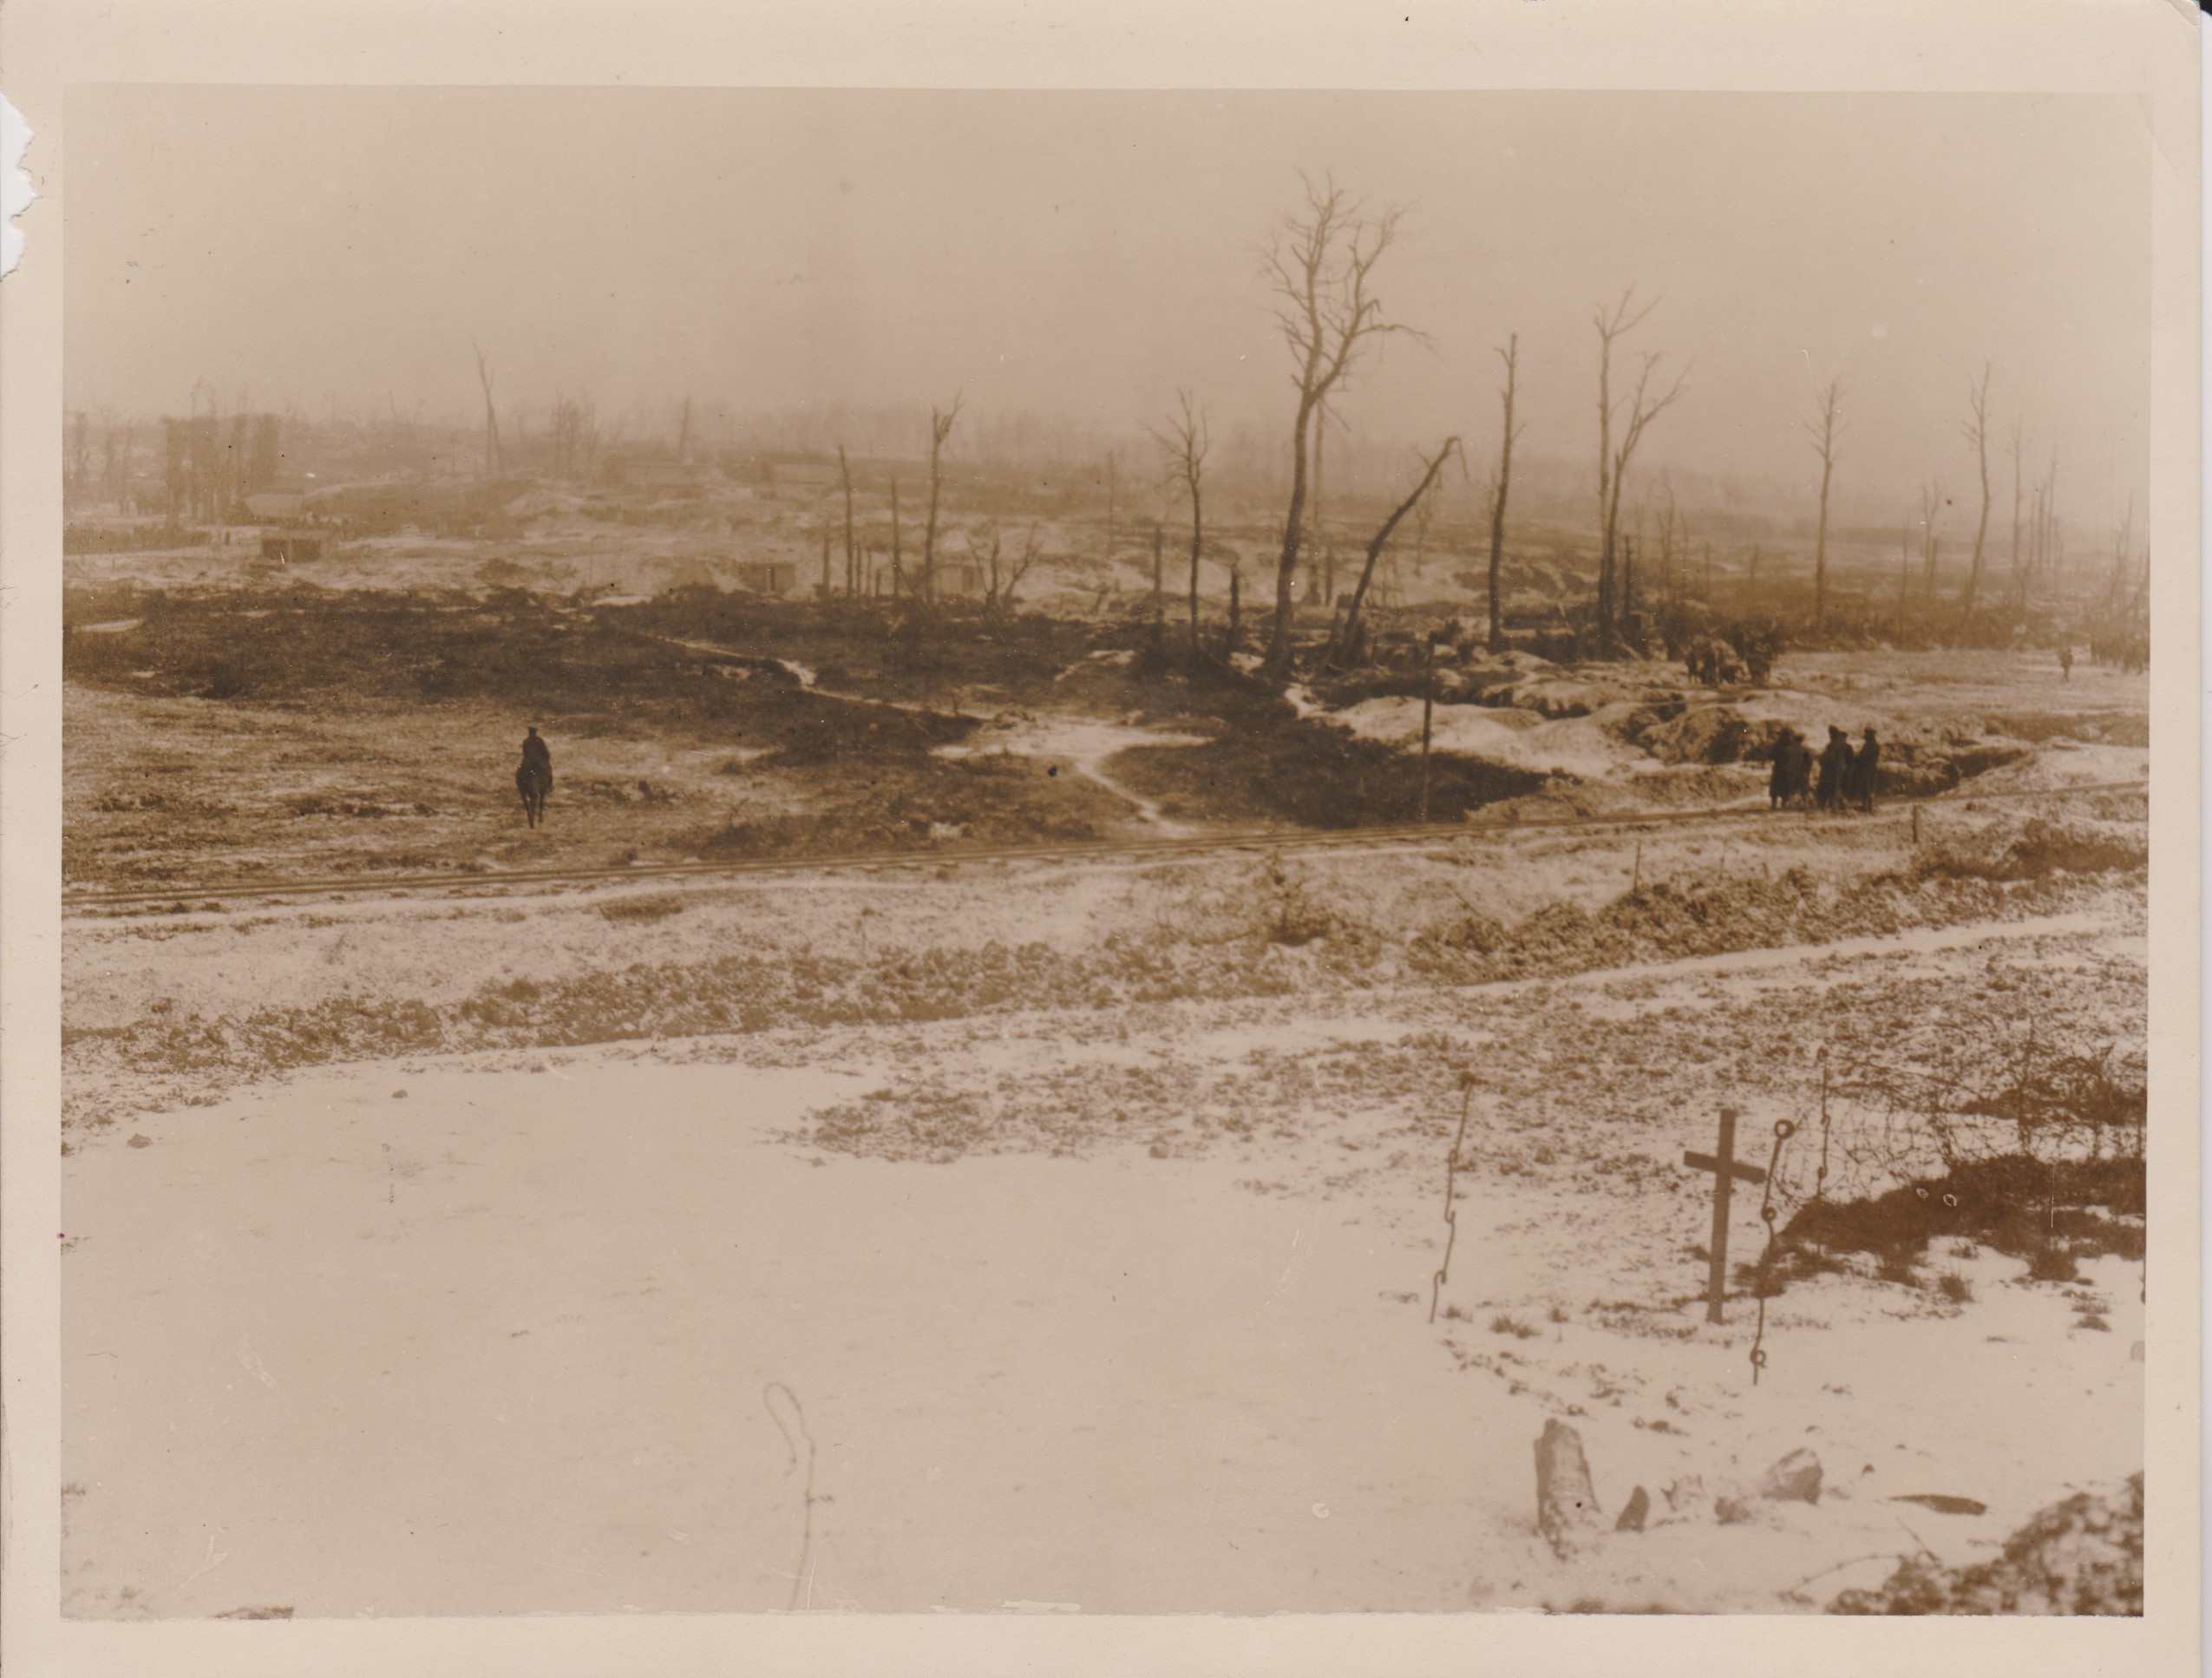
62,574 -> 2145,891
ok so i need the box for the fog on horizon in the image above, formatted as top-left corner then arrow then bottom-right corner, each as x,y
63,86 -> 2152,533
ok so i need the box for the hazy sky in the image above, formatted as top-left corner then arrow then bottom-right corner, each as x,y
65,86 -> 2150,525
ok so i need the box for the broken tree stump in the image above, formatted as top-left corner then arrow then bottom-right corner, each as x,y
1535,1419 -> 1606,1557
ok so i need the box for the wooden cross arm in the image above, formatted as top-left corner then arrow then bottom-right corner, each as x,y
1684,1150 -> 1767,1184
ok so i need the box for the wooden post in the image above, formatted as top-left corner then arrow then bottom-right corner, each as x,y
821,524 -> 832,599
1418,637 -> 1436,823
1684,1106 -> 1767,1325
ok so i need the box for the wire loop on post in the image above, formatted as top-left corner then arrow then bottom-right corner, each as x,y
1748,1118 -> 1796,1386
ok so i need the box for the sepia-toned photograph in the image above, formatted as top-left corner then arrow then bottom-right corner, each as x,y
48,80 -> 2168,1625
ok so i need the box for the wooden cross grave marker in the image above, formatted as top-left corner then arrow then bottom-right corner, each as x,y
1683,1105 -> 1766,1324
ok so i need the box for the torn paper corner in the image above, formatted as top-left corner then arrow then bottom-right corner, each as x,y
1,93 -> 33,279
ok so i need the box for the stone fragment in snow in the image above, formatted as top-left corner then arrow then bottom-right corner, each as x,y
1614,1485 -> 1650,1533
1534,1419 -> 1605,1557
1661,1475 -> 1705,1515
1757,1447 -> 1823,1504
1714,1494 -> 1756,1525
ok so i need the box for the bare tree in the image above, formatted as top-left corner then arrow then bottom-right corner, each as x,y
838,444 -> 857,597
889,478 -> 902,600
1897,516 -> 1913,630
2109,491 -> 2135,608
2006,414 -> 2025,606
1335,437 -> 1463,664
67,410 -> 92,503
1260,174 -> 1417,678
1806,378 -> 1844,630
996,524 -> 1043,613
1103,449 -> 1117,570
551,394 -> 599,482
921,397 -> 961,603
1918,480 -> 1945,595
1486,332 -> 1527,652
2042,449 -> 2060,592
471,340 -> 503,477
1593,289 -> 1688,650
1959,361 -> 1993,617
1149,391 -> 1211,654
968,520 -> 1003,605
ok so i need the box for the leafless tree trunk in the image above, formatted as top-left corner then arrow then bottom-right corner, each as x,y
1149,391 -> 1210,655
1919,480 -> 1945,596
2035,454 -> 2052,597
889,478 -> 902,600
2007,415 -> 2025,606
1960,361 -> 1993,617
472,341 -> 503,477
971,521 -> 1004,607
2109,492 -> 2135,608
838,444 -> 857,598
1593,288 -> 1687,652
1104,450 -> 1117,569
1487,332 -> 1525,652
1806,378 -> 1843,631
67,410 -> 92,503
1337,436 -> 1463,664
922,398 -> 961,604
998,524 -> 1042,612
1898,518 -> 1912,631
1260,174 -> 1417,678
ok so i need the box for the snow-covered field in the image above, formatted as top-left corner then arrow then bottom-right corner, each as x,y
61,798 -> 2149,1617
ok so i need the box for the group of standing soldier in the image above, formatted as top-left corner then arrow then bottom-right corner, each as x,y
1768,724 -> 1880,814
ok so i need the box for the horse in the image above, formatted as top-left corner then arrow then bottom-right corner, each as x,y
515,761 -> 552,829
